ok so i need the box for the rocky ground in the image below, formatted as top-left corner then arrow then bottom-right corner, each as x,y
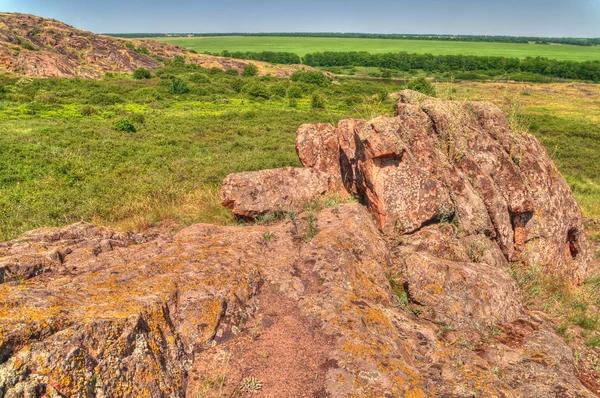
0,91 -> 598,397
0,13 -> 309,79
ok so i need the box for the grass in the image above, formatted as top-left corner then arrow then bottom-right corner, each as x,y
156,36 -> 600,62
0,67 -> 393,241
1,64 -> 600,242
510,263 -> 600,340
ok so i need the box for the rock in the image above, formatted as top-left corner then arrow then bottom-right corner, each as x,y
0,203 -> 596,396
0,89 -> 595,396
293,90 -> 590,284
399,251 -> 522,328
0,13 -> 313,79
0,222 -> 149,283
221,167 -> 329,220
296,123 -> 342,190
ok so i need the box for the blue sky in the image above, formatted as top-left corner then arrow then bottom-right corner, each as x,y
2,0 -> 600,36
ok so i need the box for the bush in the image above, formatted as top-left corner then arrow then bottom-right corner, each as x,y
287,85 -> 303,99
112,118 -> 136,133
230,78 -> 245,93
311,92 -> 326,109
225,69 -> 239,76
189,73 -> 211,84
125,42 -> 135,50
20,42 -> 35,51
290,70 -> 330,87
407,77 -> 436,96
170,78 -> 190,94
242,64 -> 258,77
173,56 -> 185,65
270,84 -> 287,97
132,67 -> 152,80
243,83 -> 270,99
136,47 -> 150,55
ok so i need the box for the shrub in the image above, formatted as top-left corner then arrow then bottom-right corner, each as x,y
270,84 -> 287,97
189,73 -> 211,84
132,67 -> 152,80
242,64 -> 258,77
170,78 -> 190,94
225,69 -> 239,76
20,42 -> 35,51
136,47 -> 150,55
125,42 -> 135,50
230,78 -> 245,93
112,118 -> 136,133
173,56 -> 185,65
290,70 -> 330,87
243,83 -> 270,99
311,92 -> 326,109
286,85 -> 303,99
407,77 -> 436,96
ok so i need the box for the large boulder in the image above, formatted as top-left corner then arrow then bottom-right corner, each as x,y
294,90 -> 591,284
221,167 -> 329,219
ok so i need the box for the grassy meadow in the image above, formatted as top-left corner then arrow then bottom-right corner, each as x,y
157,36 -> 600,62
0,65 -> 599,243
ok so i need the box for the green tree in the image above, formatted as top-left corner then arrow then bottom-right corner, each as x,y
242,64 -> 258,77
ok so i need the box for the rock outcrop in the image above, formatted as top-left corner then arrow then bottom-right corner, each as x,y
0,91 -> 595,396
0,13 -> 312,79
290,90 -> 591,285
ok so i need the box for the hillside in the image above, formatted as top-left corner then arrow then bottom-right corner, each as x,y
0,13 -> 306,79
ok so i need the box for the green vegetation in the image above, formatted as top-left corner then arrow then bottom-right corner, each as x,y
156,36 -> 600,62
132,67 -> 152,80
1,60 -> 599,242
407,77 -> 436,96
241,64 -> 258,77
111,33 -> 600,47
0,64 -> 393,241
509,262 -> 600,345
112,118 -> 136,133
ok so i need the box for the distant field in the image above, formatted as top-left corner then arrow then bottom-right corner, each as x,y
156,36 -> 600,62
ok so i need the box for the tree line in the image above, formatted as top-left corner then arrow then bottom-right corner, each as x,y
106,33 -> 600,47
206,51 -> 599,82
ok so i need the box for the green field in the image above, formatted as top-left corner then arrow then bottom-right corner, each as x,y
156,36 -> 600,62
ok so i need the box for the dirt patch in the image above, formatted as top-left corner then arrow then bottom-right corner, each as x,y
186,286 -> 334,397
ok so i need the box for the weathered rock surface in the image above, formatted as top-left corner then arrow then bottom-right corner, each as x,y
1,204 -> 595,397
294,90 -> 590,284
221,167 -> 330,219
0,13 -> 313,79
0,91 -> 595,396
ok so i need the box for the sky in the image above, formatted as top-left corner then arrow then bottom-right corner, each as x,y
1,0 -> 600,37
